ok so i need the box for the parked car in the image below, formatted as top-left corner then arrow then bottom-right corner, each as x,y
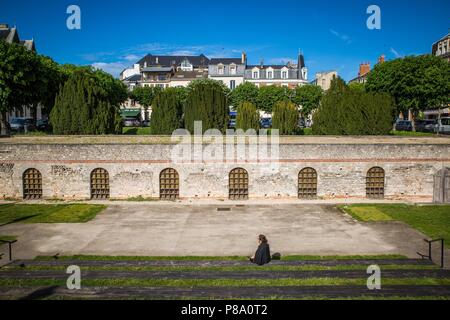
37,119 -> 51,132
395,120 -> 413,132
436,118 -> 450,135
298,118 -> 306,129
228,111 -> 237,129
415,119 -> 437,133
142,120 -> 150,127
260,118 -> 272,129
123,118 -> 141,127
9,117 -> 36,133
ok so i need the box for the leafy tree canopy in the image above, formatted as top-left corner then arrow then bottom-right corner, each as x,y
229,82 -> 259,107
293,84 -> 323,117
257,85 -> 292,112
366,55 -> 450,113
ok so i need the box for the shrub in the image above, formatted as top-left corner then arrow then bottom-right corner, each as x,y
150,88 -> 183,135
184,81 -> 229,133
312,78 -> 394,135
272,100 -> 299,135
236,101 -> 260,132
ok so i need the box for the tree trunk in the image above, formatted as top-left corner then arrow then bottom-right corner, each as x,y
0,111 -> 10,136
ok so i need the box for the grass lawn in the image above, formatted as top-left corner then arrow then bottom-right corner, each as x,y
0,204 -> 106,224
340,204 -> 450,246
122,127 -> 151,135
390,130 -> 436,137
33,254 -> 406,261
0,235 -> 17,242
1,277 -> 450,288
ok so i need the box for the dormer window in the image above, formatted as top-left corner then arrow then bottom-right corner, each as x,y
282,71 -> 287,79
230,64 -> 236,75
218,64 -> 224,75
252,67 -> 260,79
266,67 -> 274,79
181,59 -> 193,71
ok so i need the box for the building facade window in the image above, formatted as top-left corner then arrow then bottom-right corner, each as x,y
229,168 -> 249,200
218,64 -> 224,75
267,71 -> 273,79
230,80 -> 236,90
253,71 -> 259,79
298,168 -> 317,199
230,64 -> 236,75
90,168 -> 110,199
23,168 -> 42,200
366,167 -> 385,199
160,168 -> 179,200
282,71 -> 287,79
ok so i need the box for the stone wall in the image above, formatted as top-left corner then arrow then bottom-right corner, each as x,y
1,140 -> 449,201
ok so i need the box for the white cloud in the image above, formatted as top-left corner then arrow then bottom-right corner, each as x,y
390,47 -> 402,58
91,61 -> 130,77
329,29 -> 352,44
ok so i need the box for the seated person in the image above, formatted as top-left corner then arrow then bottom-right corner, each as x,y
249,234 -> 271,266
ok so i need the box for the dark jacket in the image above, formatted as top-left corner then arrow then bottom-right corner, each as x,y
253,242 -> 271,266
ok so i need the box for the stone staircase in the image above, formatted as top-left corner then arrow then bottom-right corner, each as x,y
0,257 -> 449,300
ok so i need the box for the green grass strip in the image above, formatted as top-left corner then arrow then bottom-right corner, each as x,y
1,264 -> 438,272
0,235 -> 17,242
1,278 -> 450,288
33,254 -> 407,261
0,204 -> 106,224
339,204 -> 450,248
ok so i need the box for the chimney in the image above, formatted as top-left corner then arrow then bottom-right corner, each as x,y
377,55 -> 385,64
241,52 -> 247,64
358,63 -> 370,77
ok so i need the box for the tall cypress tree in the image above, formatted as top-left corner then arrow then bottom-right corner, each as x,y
50,70 -> 122,134
236,101 -> 260,131
151,88 -> 183,134
184,81 -> 229,133
272,100 -> 299,135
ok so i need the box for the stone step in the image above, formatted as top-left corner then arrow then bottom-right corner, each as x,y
1,285 -> 450,300
7,258 -> 435,268
1,269 -> 449,280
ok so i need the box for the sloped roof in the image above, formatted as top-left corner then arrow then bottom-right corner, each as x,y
210,58 -> 243,65
137,54 -> 210,67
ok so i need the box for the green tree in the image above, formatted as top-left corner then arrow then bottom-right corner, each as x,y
50,69 -> 122,134
229,82 -> 259,107
129,86 -> 162,121
313,77 -> 394,135
150,88 -> 183,134
272,100 -> 299,135
257,85 -> 291,112
366,55 -> 450,115
348,82 -> 366,93
0,40 -> 42,134
184,81 -> 229,133
236,101 -> 260,131
293,85 -> 323,117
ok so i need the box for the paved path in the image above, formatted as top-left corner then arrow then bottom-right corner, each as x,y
0,204 -> 446,262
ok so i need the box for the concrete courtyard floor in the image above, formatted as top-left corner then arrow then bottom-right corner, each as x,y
1,203 -> 448,266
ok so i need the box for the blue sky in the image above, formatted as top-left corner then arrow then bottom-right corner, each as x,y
1,0 -> 449,81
